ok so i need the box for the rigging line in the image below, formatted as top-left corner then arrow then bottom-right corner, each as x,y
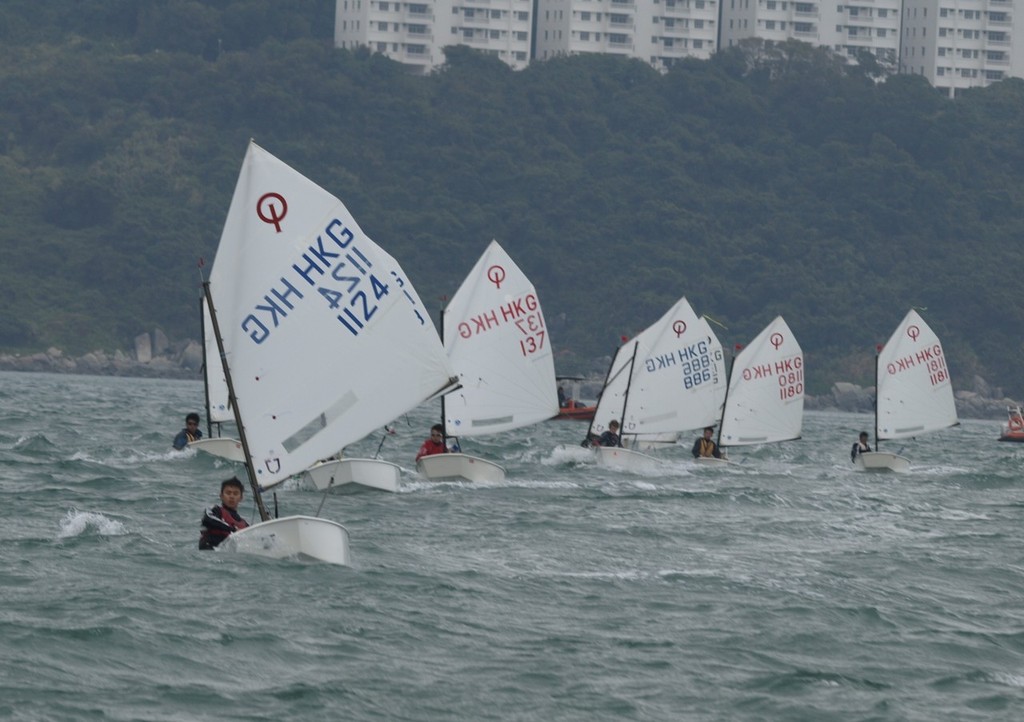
374,425 -> 395,459
315,478 -> 333,517
703,314 -> 728,331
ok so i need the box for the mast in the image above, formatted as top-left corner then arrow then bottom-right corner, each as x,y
716,344 -> 739,448
873,344 -> 882,451
439,296 -> 448,446
585,338 -> 625,441
202,281 -> 271,523
617,341 -> 639,443
198,296 -> 213,439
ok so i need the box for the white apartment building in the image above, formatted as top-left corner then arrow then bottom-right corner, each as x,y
335,0 -> 1024,96
533,0 -> 720,70
334,0 -> 533,73
900,0 -> 1023,97
720,0 -> 903,68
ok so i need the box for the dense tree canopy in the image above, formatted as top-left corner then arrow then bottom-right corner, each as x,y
1,2 -> 1023,396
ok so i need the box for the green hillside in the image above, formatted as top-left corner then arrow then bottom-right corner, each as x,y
1,1 -> 1023,396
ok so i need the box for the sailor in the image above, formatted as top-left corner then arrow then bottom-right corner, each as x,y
199,477 -> 249,550
692,426 -> 724,459
416,424 -> 449,461
173,412 -> 203,450
596,420 -> 622,447
850,431 -> 872,462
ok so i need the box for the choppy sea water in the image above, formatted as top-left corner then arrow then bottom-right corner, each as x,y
1,370 -> 1023,721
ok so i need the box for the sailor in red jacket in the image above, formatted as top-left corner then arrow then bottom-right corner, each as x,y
199,476 -> 249,550
416,423 -> 449,461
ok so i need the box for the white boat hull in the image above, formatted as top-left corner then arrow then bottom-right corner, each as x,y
416,453 -> 506,483
302,458 -> 401,493
594,446 -> 664,472
219,515 -> 351,566
693,456 -> 732,466
854,451 -> 910,472
189,437 -> 244,463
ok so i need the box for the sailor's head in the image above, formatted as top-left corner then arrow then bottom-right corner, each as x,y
609,420 -> 620,431
703,426 -> 714,438
186,412 -> 200,428
859,431 -> 869,441
219,476 -> 244,509
220,476 -> 244,495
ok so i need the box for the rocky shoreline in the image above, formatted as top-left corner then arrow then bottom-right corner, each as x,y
0,331 -> 1018,420
0,330 -> 202,381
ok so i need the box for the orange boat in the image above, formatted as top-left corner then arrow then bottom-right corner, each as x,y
555,376 -> 596,421
555,398 -> 597,421
998,405 -> 1024,442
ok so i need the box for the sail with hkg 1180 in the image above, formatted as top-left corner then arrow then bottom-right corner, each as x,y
855,309 -> 958,472
206,140 -> 457,563
717,315 -> 804,453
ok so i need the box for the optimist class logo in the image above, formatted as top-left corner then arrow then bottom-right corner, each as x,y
487,265 -> 506,289
257,192 -> 288,233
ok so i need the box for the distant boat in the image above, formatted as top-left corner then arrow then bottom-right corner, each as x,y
717,316 -> 804,456
188,296 -> 244,463
206,141 -> 457,564
855,310 -> 958,472
587,297 -> 727,471
997,405 -> 1024,442
554,375 -> 596,421
417,240 -> 558,482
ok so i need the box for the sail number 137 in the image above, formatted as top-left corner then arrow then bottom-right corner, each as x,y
515,312 -> 546,357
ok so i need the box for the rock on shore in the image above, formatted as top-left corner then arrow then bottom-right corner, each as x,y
0,331 -> 202,380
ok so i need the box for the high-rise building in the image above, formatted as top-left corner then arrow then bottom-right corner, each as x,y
334,0 -> 533,73
533,0 -> 720,70
334,0 -> 1024,96
720,0 -> 903,69
900,0 -> 1023,97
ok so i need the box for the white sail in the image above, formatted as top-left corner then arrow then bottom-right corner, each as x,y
591,298 -> 727,441
208,141 -> 456,490
875,309 -> 957,440
622,300 -> 727,437
590,339 -> 638,437
719,316 -> 804,447
201,296 -> 233,424
442,239 -> 558,437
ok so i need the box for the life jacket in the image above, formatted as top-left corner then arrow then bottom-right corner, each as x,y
698,438 -> 716,457
199,505 -> 249,548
